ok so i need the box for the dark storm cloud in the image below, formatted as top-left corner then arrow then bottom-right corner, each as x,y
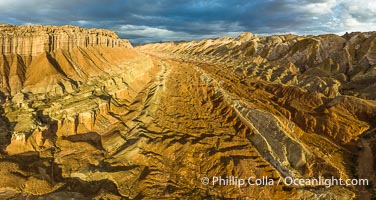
0,0 -> 375,44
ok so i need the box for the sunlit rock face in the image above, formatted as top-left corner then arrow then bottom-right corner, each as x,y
0,24 -> 133,96
0,24 -> 131,56
139,31 -> 376,100
0,26 -> 375,199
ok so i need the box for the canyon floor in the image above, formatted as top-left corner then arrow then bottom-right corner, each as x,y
0,25 -> 375,199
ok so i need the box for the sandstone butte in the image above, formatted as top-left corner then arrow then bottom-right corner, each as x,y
0,25 -> 375,199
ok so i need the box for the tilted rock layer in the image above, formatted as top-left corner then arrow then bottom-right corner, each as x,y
139,32 -> 376,99
0,26 -> 375,199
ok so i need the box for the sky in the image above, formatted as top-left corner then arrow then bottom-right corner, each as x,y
0,0 -> 375,44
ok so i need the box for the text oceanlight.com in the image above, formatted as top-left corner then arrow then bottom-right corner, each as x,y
200,176 -> 369,188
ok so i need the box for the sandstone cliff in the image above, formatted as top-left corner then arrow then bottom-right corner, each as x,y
0,24 -> 133,96
0,24 -> 132,55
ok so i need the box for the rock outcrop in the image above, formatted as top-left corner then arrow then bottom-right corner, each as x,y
138,32 -> 376,100
0,26 -> 375,199
0,24 -> 132,55
137,33 -> 376,199
0,24 -> 133,96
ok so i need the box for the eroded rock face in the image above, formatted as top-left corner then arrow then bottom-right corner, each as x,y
0,24 -> 133,96
137,33 -> 376,199
139,32 -> 376,100
0,24 -> 131,56
0,27 -> 375,199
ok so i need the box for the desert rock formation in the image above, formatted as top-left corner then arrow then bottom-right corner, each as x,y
0,24 -> 131,55
0,24 -> 132,96
139,32 -> 376,100
0,25 -> 374,199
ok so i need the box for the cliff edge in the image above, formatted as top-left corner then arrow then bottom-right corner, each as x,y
0,24 -> 134,96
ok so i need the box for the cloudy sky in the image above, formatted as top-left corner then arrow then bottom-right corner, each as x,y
0,0 -> 375,44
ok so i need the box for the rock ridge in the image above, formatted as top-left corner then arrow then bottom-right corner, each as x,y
138,31 -> 376,99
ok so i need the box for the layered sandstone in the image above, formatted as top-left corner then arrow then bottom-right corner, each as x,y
137,33 -> 376,199
138,31 -> 376,99
0,24 -> 131,55
0,24 -> 133,96
0,26 -> 375,199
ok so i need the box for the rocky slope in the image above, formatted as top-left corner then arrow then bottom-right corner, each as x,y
137,33 -> 376,199
0,26 -> 375,199
138,32 -> 376,100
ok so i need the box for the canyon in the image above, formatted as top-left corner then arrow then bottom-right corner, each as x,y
0,25 -> 375,199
